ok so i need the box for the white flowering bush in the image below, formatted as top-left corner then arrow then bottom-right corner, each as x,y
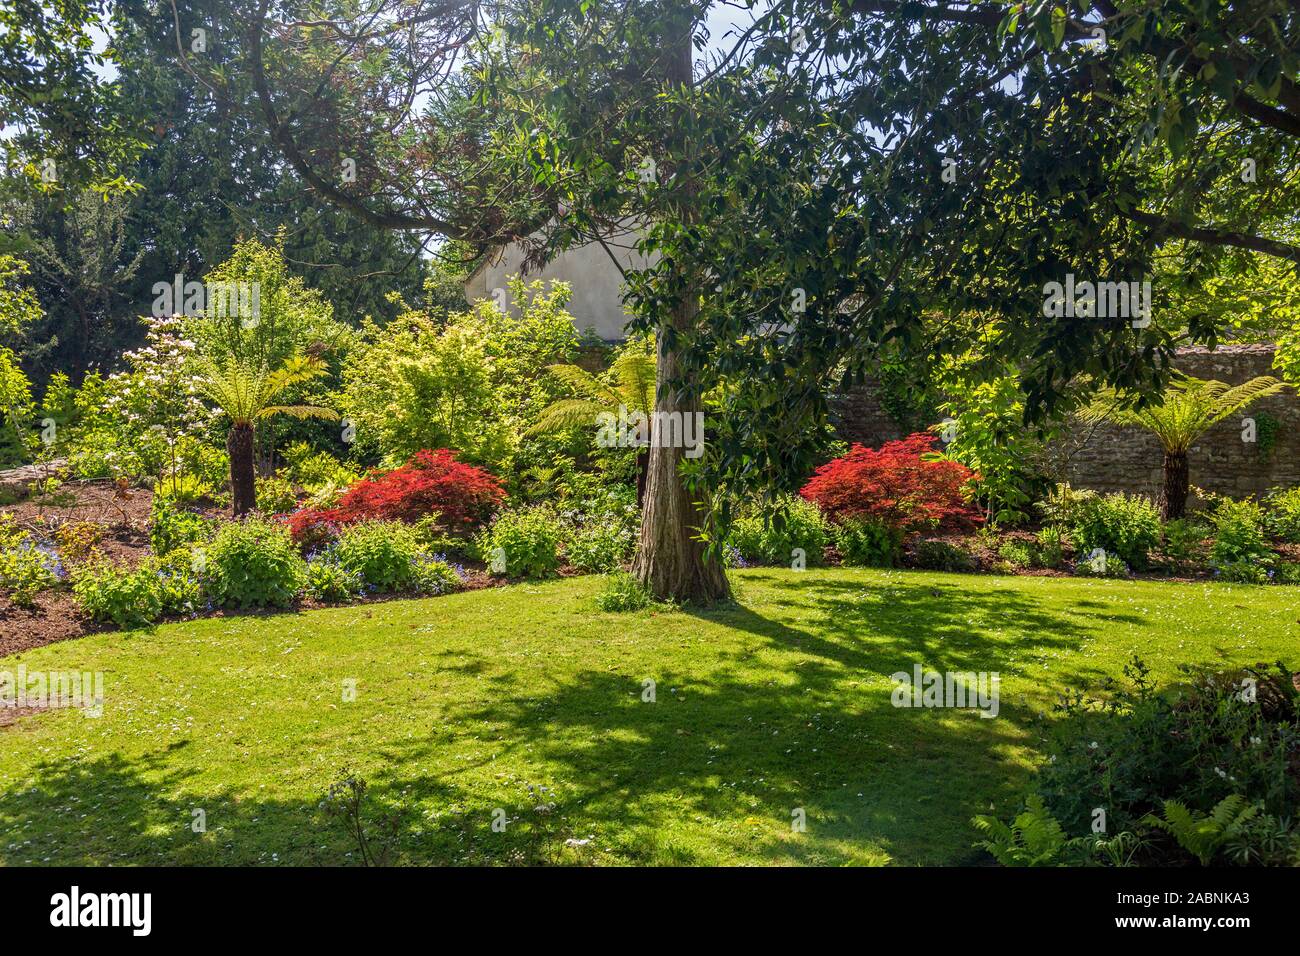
65,314 -> 217,481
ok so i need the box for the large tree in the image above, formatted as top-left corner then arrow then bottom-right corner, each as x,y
228,0 -> 1299,601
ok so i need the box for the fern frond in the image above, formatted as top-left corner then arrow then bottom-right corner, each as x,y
528,398 -> 606,435
545,363 -> 619,403
1081,376 -> 1286,453
259,404 -> 339,421
608,351 -> 657,415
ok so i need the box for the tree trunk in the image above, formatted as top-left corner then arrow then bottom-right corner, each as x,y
635,447 -> 649,507
1162,449 -> 1189,521
228,422 -> 257,517
632,298 -> 730,603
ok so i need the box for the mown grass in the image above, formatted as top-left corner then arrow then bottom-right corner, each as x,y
1,568 -> 1296,866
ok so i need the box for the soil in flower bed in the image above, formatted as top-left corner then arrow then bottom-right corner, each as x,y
0,480 -> 547,653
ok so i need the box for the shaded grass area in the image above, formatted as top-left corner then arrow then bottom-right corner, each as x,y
1,568 -> 1296,866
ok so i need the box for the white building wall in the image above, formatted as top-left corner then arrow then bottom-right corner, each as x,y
464,233 -> 652,341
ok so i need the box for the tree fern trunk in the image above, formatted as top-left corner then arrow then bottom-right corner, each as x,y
1162,449 -> 1189,521
635,447 -> 648,507
632,297 -> 730,603
228,423 -> 257,517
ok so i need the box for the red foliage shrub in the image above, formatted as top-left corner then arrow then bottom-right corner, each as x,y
287,449 -> 504,544
800,433 -> 981,531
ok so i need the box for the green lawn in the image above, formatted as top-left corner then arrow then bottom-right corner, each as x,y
1,568 -> 1296,866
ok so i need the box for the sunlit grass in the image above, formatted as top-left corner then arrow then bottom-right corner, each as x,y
1,568 -> 1296,865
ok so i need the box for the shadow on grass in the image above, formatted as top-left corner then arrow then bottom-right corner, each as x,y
0,571 -> 1159,865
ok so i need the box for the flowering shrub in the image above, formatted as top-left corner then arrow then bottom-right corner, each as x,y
305,557 -> 362,603
64,314 -> 214,481
287,449 -> 504,544
566,521 -> 635,573
332,521 -> 422,592
800,434 -> 980,533
413,554 -> 464,595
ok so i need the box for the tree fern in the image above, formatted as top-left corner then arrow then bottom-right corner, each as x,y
530,349 -> 656,435
194,353 -> 337,514
1082,375 -> 1286,454
1080,375 -> 1286,519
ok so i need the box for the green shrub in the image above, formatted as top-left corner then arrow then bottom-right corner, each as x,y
1028,658 -> 1300,865
1210,498 -> 1271,568
566,521 -> 635,573
912,538 -> 976,572
0,537 -> 59,607
726,496 -> 829,567
0,513 -> 23,549
996,538 -> 1035,569
1073,548 -> 1129,578
333,521 -> 422,592
833,517 -> 904,567
1217,561 -> 1270,584
1035,526 -> 1066,569
411,515 -> 474,562
153,471 -> 213,506
256,475 -> 299,515
1262,485 -> 1300,542
204,517 -> 305,609
305,558 -> 362,603
412,555 -> 463,595
283,442 -> 360,496
595,571 -> 654,612
1160,518 -> 1207,568
1035,482 -> 1097,528
1068,492 -> 1161,569
149,497 -> 212,557
1273,562 -> 1300,585
147,551 -> 203,616
53,520 -> 103,566
71,560 -> 163,628
477,506 -> 565,578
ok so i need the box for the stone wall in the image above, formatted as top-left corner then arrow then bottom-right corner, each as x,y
828,380 -> 912,447
1064,345 -> 1299,500
831,345 -> 1299,500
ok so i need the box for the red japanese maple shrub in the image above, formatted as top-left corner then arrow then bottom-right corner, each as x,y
800,433 -> 981,532
287,449 -> 504,544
